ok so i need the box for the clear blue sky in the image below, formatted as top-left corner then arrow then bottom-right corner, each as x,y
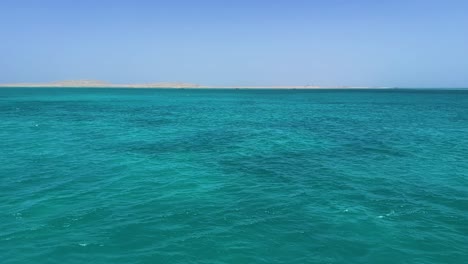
1,0 -> 467,87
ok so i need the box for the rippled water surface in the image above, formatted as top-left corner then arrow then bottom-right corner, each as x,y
1,88 -> 467,263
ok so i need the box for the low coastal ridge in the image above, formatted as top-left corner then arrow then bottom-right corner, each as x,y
0,80 -> 387,89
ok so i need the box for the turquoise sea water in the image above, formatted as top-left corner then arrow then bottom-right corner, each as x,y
1,88 -> 467,264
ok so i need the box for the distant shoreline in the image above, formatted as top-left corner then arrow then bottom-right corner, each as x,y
0,80 -> 392,89
0,86 -> 392,89
2,86 -> 467,90
2,80 -> 466,90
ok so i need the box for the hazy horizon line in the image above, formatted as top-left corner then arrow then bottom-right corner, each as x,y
0,80 -> 467,90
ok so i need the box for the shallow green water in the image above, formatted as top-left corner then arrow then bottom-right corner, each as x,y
1,88 -> 467,263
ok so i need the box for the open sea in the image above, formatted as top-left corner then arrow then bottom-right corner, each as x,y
0,88 -> 467,264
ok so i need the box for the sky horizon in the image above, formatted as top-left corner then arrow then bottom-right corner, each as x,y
1,0 -> 468,88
